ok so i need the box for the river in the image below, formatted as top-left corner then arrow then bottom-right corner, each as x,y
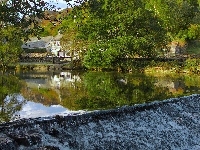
1,70 -> 200,123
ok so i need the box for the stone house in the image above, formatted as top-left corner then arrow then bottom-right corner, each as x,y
21,34 -> 64,57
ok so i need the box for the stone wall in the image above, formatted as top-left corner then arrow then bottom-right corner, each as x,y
21,53 -> 48,58
20,55 -> 72,64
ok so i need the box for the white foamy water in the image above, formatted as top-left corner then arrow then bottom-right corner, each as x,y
2,94 -> 200,149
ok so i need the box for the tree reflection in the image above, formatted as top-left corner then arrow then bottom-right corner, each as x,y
78,72 -> 173,109
2,70 -> 200,122
0,73 -> 25,123
61,72 -> 173,111
21,87 -> 61,106
25,71 -> 200,112
60,75 -> 86,110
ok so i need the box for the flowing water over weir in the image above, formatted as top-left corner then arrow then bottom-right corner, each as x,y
1,94 -> 200,149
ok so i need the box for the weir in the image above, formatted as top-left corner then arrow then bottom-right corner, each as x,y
0,94 -> 200,149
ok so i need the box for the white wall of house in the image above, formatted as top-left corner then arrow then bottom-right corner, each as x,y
50,40 -> 62,56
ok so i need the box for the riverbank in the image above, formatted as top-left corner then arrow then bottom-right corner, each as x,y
2,55 -> 200,75
0,94 -> 200,149
15,62 -> 74,71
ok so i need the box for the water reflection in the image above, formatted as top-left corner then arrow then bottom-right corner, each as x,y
0,73 -> 25,123
16,101 -> 70,119
2,70 -> 200,122
20,71 -> 200,110
73,72 -> 172,110
50,72 -> 81,89
59,71 -> 200,110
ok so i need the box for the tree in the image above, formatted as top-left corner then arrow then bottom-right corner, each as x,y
59,7 -> 88,63
0,26 -> 23,70
39,9 -> 71,37
0,0 -> 53,37
145,0 -> 200,41
73,0 -> 167,69
0,0 -> 60,69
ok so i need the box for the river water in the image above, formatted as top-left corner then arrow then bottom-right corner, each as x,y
1,70 -> 200,123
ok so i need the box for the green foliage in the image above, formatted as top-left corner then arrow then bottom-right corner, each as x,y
0,26 -> 23,69
186,40 -> 200,54
0,0 -> 61,69
145,0 -> 200,41
52,0 -> 200,69
39,22 -> 54,37
184,58 -> 200,73
0,0 -> 61,39
187,24 -> 200,40
59,10 -> 88,61
39,17 -> 62,37
75,0 -> 167,69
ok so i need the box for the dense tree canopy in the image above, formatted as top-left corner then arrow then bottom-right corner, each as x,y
0,0 -> 200,69
0,26 -> 23,69
145,0 -> 200,41
59,0 -> 200,69
71,0 -> 167,68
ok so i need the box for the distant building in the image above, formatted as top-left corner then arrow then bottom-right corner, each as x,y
49,33 -> 63,56
21,36 -> 53,51
21,34 -> 64,57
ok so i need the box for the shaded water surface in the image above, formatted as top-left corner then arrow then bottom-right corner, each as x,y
1,70 -> 200,122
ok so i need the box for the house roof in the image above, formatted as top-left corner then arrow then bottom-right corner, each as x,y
21,34 -> 63,49
22,36 -> 53,49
